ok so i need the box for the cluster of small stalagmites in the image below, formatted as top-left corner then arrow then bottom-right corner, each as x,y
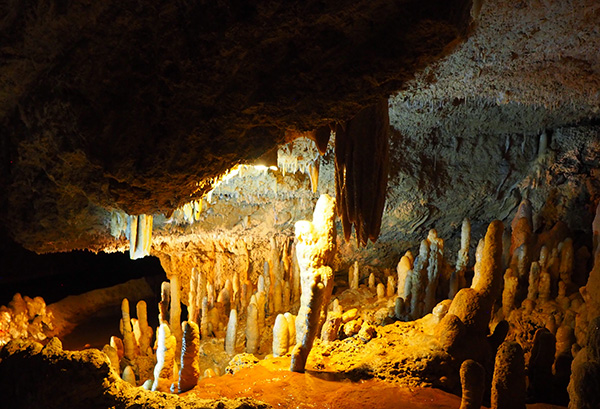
103,298 -> 155,389
442,199 -> 600,409
103,215 -> 309,392
0,293 -> 54,346
392,219 -> 471,322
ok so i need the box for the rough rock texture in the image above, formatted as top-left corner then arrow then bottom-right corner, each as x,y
0,338 -> 269,409
0,0 -> 472,252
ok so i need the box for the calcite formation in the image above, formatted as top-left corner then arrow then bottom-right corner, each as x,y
291,194 -> 336,372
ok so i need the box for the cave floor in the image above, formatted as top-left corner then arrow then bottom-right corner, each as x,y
184,357 -> 566,409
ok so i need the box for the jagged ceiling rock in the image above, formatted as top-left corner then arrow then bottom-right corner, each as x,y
1,0 -> 600,257
0,0 -> 473,251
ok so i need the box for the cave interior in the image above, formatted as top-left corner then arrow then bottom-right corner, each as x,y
1,0 -> 600,408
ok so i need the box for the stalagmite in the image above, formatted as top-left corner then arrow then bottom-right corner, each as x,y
448,220 -> 504,347
152,323 -> 177,392
122,366 -> 136,386
376,283 -> 385,299
450,219 -> 470,299
471,238 -> 485,290
386,276 -> 395,297
539,271 -> 552,302
459,359 -> 485,409
246,302 -> 259,354
225,309 -> 237,356
559,238 -> 574,284
110,336 -> 124,360
568,316 -> 600,409
502,269 -> 518,318
159,281 -> 171,323
411,240 -> 429,319
397,252 -> 413,298
273,281 -> 283,313
176,321 -> 200,393
424,229 -> 443,314
291,269 -> 330,372
394,297 -> 405,320
491,341 -> 526,409
528,328 -> 556,402
273,314 -> 290,357
188,268 -> 199,324
256,291 -> 266,335
284,313 -> 296,350
170,274 -> 182,362
368,273 -> 376,289
527,261 -> 541,300
120,298 -> 136,362
136,300 -> 152,355
291,243 -> 301,303
291,194 -> 336,372
200,296 -> 209,338
102,344 -> 120,374
349,261 -> 360,290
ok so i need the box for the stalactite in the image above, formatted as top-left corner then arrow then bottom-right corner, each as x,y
128,214 -> 153,260
334,100 -> 389,246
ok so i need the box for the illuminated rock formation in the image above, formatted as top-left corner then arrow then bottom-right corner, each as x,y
128,215 -> 153,260
120,298 -> 136,363
152,323 -> 177,392
225,309 -> 238,356
291,194 -> 336,372
176,321 -> 200,393
491,341 -> 526,409
272,314 -> 290,357
245,302 -> 259,355
459,359 -> 485,409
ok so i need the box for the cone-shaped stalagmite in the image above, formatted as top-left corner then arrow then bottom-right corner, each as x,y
225,309 -> 237,356
176,321 -> 200,393
273,314 -> 290,357
120,298 -> 136,362
491,341 -> 526,409
246,302 -> 259,354
152,323 -> 177,392
460,359 -> 485,409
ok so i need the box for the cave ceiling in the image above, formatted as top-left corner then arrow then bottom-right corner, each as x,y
1,0 -> 600,255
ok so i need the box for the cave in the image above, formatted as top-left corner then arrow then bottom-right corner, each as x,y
1,0 -> 600,408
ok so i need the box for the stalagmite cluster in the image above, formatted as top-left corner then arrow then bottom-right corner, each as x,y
0,294 -> 54,346
335,100 -> 389,245
8,187 -> 600,409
